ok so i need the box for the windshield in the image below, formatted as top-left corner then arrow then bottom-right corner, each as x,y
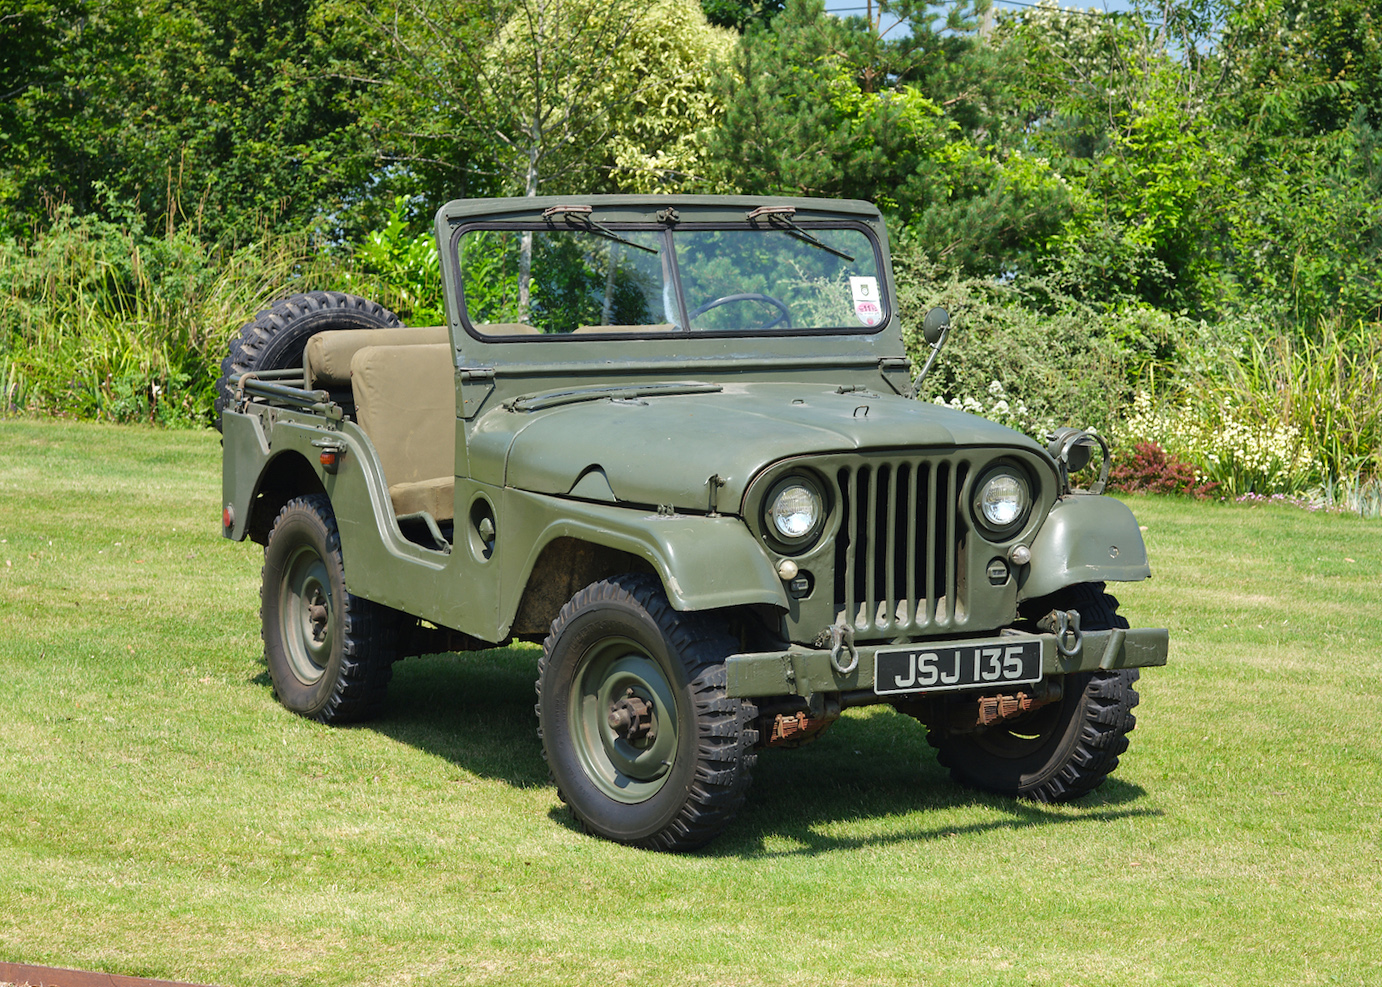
457,221 -> 884,337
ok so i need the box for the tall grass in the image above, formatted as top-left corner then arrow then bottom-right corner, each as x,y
1121,319 -> 1382,500
0,204 -> 333,426
1222,319 -> 1382,480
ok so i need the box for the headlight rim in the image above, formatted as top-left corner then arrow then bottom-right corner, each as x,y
971,461 -> 1035,541
761,473 -> 827,554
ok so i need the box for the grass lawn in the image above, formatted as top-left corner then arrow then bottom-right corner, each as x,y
1,418 -> 1379,987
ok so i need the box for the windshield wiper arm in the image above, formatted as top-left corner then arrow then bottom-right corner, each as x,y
745,206 -> 856,262
541,205 -> 659,254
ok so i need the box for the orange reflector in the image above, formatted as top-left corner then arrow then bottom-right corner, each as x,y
222,505 -> 234,529
320,450 -> 338,467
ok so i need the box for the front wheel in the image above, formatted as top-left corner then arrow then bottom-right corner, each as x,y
929,583 -> 1140,802
536,574 -> 758,850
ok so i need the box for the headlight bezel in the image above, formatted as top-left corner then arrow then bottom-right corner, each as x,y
970,461 -> 1035,541
761,474 -> 828,554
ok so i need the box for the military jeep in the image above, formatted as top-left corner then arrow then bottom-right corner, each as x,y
218,194 -> 1168,850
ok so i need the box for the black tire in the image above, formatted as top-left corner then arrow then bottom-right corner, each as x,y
261,494 -> 396,723
214,290 -> 401,430
929,582 -> 1140,803
536,574 -> 758,851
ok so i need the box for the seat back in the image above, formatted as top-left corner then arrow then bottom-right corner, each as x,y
349,343 -> 455,508
305,325 -> 449,389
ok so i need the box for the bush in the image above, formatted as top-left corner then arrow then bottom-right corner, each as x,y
1121,318 -> 1382,496
0,202 -> 332,426
1109,441 -> 1219,499
890,238 -> 1194,440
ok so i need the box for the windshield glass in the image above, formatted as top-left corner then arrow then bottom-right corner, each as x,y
458,222 -> 883,337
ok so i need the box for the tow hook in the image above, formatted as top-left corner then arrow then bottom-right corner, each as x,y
819,621 -> 858,675
1039,609 -> 1083,657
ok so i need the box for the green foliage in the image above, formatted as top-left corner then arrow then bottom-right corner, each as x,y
355,0 -> 733,199
707,0 -> 1071,275
700,0 -> 783,30
342,198 -> 445,325
1315,474 -> 1382,520
1116,318 -> 1382,497
893,239 -> 1188,439
0,0 -> 379,244
1196,320 -> 1381,480
0,202 -> 329,425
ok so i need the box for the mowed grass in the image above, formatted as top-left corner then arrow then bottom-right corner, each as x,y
1,418 -> 1380,987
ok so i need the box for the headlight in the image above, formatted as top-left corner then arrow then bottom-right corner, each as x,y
972,465 -> 1032,539
764,477 -> 825,550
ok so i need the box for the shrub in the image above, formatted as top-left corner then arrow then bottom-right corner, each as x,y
891,241 -> 1195,439
1109,441 -> 1218,499
0,202 -> 331,426
1120,389 -> 1316,497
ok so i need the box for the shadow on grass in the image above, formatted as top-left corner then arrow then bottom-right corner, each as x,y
360,646 -> 552,786
356,648 -> 1158,853
705,711 -> 1157,858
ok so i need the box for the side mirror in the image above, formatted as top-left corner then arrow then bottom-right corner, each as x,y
922,306 -> 950,346
913,307 -> 952,388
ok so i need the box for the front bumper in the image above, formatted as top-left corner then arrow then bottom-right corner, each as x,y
725,627 -> 1169,700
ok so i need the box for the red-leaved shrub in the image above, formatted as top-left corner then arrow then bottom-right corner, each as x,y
1109,441 -> 1219,499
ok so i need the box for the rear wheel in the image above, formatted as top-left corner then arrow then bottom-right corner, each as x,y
261,495 -> 396,723
929,583 -> 1140,802
536,574 -> 758,850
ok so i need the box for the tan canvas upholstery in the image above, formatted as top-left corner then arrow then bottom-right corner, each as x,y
305,325 -> 449,389
572,323 -> 674,334
349,342 -> 456,521
473,322 -> 541,335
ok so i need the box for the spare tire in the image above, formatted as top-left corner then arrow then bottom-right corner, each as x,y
214,291 -> 402,430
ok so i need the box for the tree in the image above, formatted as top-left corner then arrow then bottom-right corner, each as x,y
362,0 -> 733,314
361,0 -> 730,199
699,0 -> 784,31
707,0 -> 1070,276
0,0 -> 378,243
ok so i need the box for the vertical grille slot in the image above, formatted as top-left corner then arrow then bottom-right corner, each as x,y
834,457 -> 968,637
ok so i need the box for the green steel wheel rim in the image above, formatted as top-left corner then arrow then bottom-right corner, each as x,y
569,636 -> 680,804
280,544 -> 333,686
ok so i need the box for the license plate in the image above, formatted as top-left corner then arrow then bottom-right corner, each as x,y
873,639 -> 1042,696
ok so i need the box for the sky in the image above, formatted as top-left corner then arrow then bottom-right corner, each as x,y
823,0 -> 1141,34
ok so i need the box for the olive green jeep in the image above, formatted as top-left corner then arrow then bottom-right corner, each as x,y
218,195 -> 1168,850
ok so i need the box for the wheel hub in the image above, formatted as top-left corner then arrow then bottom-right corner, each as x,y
307,598 -> 329,643
607,689 -> 657,745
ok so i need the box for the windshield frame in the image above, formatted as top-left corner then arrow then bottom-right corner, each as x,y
448,216 -> 890,343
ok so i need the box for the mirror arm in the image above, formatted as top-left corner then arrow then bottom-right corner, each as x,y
912,325 -> 949,389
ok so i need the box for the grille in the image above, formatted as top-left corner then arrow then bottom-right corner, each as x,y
833,457 -> 971,637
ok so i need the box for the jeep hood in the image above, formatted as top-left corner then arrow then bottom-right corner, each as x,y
469,381 -> 1046,514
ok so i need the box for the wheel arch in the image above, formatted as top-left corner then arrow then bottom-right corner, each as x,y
509,536 -> 656,637
498,492 -> 788,639
1018,495 -> 1151,601
244,450 -> 327,545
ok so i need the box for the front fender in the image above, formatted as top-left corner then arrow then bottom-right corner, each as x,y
1018,495 -> 1151,600
500,490 -> 788,620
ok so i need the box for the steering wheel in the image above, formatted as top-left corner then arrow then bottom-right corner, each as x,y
689,292 -> 792,329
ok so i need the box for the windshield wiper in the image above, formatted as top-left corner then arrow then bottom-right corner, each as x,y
745,206 -> 856,262
541,205 -> 659,254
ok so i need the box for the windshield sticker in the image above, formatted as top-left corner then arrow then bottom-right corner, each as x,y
850,276 -> 882,326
